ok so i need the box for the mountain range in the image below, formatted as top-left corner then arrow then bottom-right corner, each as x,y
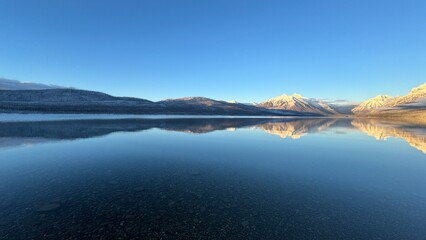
353,83 -> 426,113
258,93 -> 340,115
0,78 -> 425,117
352,83 -> 426,122
0,84 -> 303,116
0,79 -> 315,116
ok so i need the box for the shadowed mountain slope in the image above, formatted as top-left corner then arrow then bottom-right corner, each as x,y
0,89 -> 301,116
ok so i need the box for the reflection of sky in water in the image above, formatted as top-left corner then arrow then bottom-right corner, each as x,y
0,117 -> 424,153
0,117 -> 425,239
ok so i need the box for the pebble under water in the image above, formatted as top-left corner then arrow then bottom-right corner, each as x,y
0,117 -> 425,239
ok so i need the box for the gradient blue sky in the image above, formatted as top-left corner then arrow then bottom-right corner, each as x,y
1,0 -> 425,103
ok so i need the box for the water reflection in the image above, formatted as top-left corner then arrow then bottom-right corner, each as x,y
352,119 -> 426,153
254,118 -> 342,139
0,117 -> 425,153
1,117 -> 425,239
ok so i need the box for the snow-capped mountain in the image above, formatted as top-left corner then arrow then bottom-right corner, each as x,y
352,95 -> 393,113
0,89 -> 302,116
258,93 -> 339,115
157,97 -> 301,116
353,83 -> 426,114
0,78 -> 64,90
3,77 -> 424,117
388,83 -> 426,108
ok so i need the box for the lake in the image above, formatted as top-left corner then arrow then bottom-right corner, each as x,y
0,116 -> 425,239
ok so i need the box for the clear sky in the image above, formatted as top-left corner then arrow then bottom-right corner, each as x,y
1,0 -> 425,103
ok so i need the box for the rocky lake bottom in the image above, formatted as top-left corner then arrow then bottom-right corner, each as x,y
0,116 -> 425,239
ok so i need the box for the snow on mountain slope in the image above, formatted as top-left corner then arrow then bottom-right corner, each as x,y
259,94 -> 338,115
388,83 -> 426,108
353,83 -> 426,114
158,97 -> 291,115
352,95 -> 393,113
0,78 -> 64,90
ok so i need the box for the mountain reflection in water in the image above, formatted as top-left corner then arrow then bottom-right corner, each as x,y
1,116 -> 426,240
0,117 -> 425,153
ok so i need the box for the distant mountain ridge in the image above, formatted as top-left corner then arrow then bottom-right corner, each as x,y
0,88 -> 303,116
0,78 -> 64,90
0,88 -> 157,114
353,83 -> 426,114
1,78 -> 425,117
258,93 -> 340,115
156,96 -> 303,116
0,78 -> 314,116
352,95 -> 393,113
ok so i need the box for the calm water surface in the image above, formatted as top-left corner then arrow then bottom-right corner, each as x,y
0,117 -> 425,239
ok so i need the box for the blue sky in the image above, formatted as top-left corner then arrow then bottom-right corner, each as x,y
0,0 -> 425,103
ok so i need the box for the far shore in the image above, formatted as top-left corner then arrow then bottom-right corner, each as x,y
0,112 -> 425,125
